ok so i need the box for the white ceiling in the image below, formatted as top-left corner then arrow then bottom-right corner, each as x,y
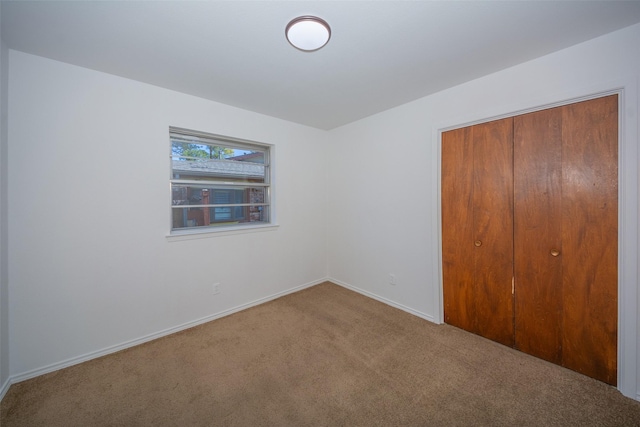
2,1 -> 640,130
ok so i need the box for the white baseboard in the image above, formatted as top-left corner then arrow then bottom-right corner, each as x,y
4,277 -> 434,399
0,376 -> 10,402
9,278 -> 328,387
328,277 -> 436,323
6,277 -> 636,403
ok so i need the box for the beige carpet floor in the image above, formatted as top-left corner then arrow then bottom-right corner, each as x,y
2,281 -> 640,426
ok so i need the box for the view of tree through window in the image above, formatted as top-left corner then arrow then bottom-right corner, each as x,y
170,128 -> 271,232
172,141 -> 235,160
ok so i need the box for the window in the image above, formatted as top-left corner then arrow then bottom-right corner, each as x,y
170,127 -> 271,233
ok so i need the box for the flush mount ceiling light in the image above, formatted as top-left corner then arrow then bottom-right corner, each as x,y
286,16 -> 331,52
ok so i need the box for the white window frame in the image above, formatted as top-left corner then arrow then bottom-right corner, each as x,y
168,127 -> 275,238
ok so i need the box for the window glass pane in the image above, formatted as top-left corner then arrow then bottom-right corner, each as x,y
170,129 -> 270,232
171,158 -> 265,183
172,206 -> 269,229
171,185 -> 266,206
171,137 -> 266,182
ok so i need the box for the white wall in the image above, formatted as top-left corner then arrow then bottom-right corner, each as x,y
7,51 -> 328,380
0,4 -> 10,398
326,23 -> 640,399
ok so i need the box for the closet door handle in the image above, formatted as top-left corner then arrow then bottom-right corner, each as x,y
474,240 -> 482,247
550,249 -> 560,257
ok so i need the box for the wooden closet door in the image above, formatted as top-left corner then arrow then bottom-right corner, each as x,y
442,118 -> 514,347
443,95 -> 617,386
514,95 -> 618,385
514,107 -> 564,364
442,126 -> 476,333
561,95 -> 618,385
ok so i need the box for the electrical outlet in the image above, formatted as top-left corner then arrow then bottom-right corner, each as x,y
389,274 -> 396,286
212,283 -> 221,295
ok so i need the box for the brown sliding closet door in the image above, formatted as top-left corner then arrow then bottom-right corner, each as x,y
513,108 -> 564,365
442,118 -> 514,347
560,96 -> 618,385
442,95 -> 618,386
513,96 -> 618,384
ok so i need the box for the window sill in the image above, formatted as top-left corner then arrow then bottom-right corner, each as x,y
166,223 -> 279,242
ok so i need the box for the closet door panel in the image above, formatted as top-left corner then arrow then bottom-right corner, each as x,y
513,108 -> 563,364
442,127 -> 477,333
561,95 -> 618,385
471,119 -> 515,346
442,119 -> 514,345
